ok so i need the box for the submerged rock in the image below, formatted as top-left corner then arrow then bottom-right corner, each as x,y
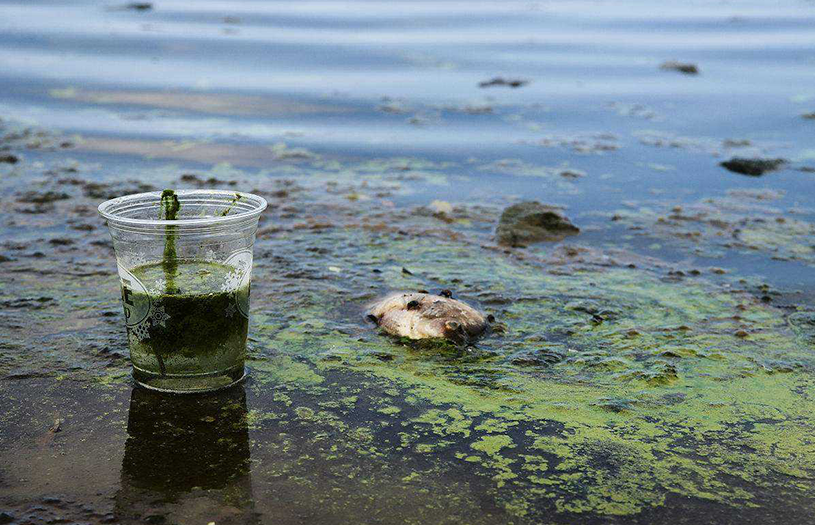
802,112 -> 815,120
478,77 -> 528,88
18,190 -> 70,204
366,291 -> 488,344
496,201 -> 579,246
659,61 -> 699,75
720,157 -> 787,176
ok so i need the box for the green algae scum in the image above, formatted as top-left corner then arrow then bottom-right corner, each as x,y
127,261 -> 250,392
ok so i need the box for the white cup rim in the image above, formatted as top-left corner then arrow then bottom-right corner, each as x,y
98,189 -> 268,227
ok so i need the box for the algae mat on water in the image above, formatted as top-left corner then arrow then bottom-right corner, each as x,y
245,227 -> 815,521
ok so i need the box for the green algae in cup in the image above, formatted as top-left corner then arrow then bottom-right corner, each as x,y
99,189 -> 267,393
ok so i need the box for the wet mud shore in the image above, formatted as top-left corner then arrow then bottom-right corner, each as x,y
1,117 -> 815,524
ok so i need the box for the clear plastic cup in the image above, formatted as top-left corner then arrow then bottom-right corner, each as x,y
99,189 -> 267,393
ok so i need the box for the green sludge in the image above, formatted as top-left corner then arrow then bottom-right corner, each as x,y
129,261 -> 249,378
242,227 -> 815,520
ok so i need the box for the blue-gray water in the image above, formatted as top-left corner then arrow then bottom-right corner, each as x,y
2,0 -> 814,286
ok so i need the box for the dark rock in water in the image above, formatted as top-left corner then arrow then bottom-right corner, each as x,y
497,201 -> 579,246
720,157 -> 787,176
478,77 -> 528,88
126,2 -> 153,10
83,180 -> 156,199
660,61 -> 699,74
802,112 -> 815,120
18,190 -> 70,204
1,296 -> 54,309
0,154 -> 19,164
0,511 -> 15,524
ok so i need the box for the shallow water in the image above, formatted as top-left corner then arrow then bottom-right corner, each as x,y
1,1 -> 815,524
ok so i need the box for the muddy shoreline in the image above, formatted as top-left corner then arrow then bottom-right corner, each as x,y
2,117 -> 815,524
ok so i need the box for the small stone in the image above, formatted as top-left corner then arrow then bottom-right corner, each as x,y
660,61 -> 699,74
0,154 -> 19,164
559,169 -> 585,179
735,330 -> 749,338
478,77 -> 528,88
19,190 -> 71,204
497,201 -> 579,246
48,238 -> 74,246
720,157 -> 787,177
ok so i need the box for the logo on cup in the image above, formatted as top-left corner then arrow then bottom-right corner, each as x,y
117,264 -> 151,327
223,249 -> 252,319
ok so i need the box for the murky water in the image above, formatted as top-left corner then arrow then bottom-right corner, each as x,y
1,1 -> 814,524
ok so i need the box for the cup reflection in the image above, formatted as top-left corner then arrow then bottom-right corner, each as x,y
116,385 -> 256,524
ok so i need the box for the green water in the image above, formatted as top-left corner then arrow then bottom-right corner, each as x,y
126,261 -> 249,389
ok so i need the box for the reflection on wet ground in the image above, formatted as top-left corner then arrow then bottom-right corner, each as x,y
1,0 -> 815,523
118,387 -> 255,524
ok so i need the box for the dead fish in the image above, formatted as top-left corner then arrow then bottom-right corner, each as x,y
366,291 -> 489,344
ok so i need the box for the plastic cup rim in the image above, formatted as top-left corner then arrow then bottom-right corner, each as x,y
98,189 -> 268,227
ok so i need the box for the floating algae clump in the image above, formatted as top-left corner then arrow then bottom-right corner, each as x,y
246,226 -> 815,522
